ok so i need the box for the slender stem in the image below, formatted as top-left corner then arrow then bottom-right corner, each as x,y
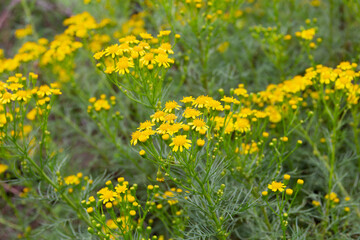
20,0 -> 38,39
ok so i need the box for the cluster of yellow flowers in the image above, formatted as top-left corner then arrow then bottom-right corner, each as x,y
0,39 -> 48,73
0,12 -> 112,76
88,94 -> 116,112
94,31 -> 177,75
172,0 -> 244,26
130,90 -> 271,157
254,62 -> 360,114
62,172 -> 93,193
0,73 -> 61,141
15,24 -> 33,39
131,61 -> 360,157
83,177 -> 156,238
263,175 -> 304,196
312,193 -> 351,212
296,27 -> 316,41
42,12 -> 112,66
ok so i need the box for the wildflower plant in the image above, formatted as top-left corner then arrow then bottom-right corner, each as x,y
94,32 -> 177,109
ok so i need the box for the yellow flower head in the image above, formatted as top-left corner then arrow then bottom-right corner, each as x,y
164,100 -> 180,113
98,187 -> 117,204
268,181 -> 286,192
169,135 -> 192,152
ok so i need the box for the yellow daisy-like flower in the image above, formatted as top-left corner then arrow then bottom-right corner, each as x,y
183,108 -> 202,119
98,187 -> 117,204
155,53 -> 174,68
140,32 -> 153,40
7,83 -> 23,91
268,181 -> 286,192
104,44 -> 120,58
159,43 -> 174,54
0,92 -> 16,104
64,175 -> 80,185
234,118 -> 250,133
158,30 -> 171,37
207,99 -> 223,111
167,123 -> 183,135
93,51 -> 105,60
130,131 -> 142,145
221,96 -> 239,104
169,135 -> 192,152
115,57 -> 134,75
192,95 -> 212,108
138,120 -> 155,130
188,118 -> 208,132
151,110 -> 165,122
15,90 -> 32,102
164,113 -> 177,123
37,85 -> 52,98
115,184 -> 128,194
140,52 -> 155,66
164,100 -> 180,113
138,129 -> 155,143
157,123 -> 171,135
180,96 -> 195,104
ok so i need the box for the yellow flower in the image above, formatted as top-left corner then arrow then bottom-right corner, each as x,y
286,188 -> 293,196
37,85 -> 52,98
164,113 -> 177,123
140,32 -> 153,40
180,96 -> 195,104
104,44 -> 120,58
15,90 -> 32,102
64,175 -> 80,185
140,52 -> 155,66
158,30 -> 171,37
189,118 -> 208,132
15,24 -> 33,39
115,184 -> 128,194
159,43 -> 174,54
115,57 -> 134,75
93,51 -> 105,60
0,164 -> 9,174
164,100 -> 180,113
155,53 -> 174,68
234,118 -> 250,133
93,99 -> 110,111
98,187 -> 117,204
197,139 -> 205,147
138,120 -> 155,130
268,181 -> 286,192
7,83 -> 23,91
192,95 -> 212,108
0,92 -> 16,104
151,110 -> 165,122
183,108 -> 202,119
86,207 -> 94,213
169,135 -> 192,152
221,96 -> 239,104
300,28 -> 316,40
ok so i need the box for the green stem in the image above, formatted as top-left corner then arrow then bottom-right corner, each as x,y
20,0 -> 38,39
